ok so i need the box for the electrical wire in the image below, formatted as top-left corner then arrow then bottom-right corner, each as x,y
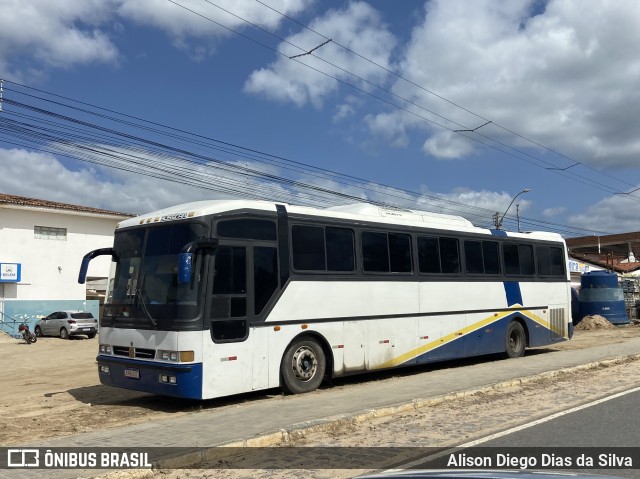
252,0 -> 640,192
0,81 -> 615,236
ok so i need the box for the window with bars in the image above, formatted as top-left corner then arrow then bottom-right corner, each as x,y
34,226 -> 67,240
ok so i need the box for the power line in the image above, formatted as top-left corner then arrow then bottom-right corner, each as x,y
162,0 -> 640,200
253,0 -> 640,192
0,81 -> 613,236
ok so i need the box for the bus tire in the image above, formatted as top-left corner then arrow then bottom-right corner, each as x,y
281,338 -> 326,394
504,320 -> 526,358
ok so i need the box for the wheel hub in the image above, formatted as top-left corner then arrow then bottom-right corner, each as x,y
292,346 -> 317,382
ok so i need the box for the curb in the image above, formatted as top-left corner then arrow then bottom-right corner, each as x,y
146,353 -> 640,471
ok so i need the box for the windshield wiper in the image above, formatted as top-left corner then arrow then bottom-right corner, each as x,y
135,288 -> 157,328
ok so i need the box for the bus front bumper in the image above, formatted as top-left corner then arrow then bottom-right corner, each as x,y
97,355 -> 203,399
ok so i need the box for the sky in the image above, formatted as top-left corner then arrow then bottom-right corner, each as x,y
1,0 -> 640,236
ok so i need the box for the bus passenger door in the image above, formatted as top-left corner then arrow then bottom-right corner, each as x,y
206,244 -> 278,394
206,245 -> 253,396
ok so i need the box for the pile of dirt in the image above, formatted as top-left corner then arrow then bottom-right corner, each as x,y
575,315 -> 617,331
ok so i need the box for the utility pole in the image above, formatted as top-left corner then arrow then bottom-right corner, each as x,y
493,212 -> 500,229
516,204 -> 520,232
0,79 -> 3,112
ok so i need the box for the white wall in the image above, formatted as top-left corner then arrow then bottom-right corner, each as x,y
0,207 -> 122,300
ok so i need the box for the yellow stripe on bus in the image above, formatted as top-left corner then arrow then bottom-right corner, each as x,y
373,307 -> 549,370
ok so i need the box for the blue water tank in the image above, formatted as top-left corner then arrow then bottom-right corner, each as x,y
578,271 -> 629,325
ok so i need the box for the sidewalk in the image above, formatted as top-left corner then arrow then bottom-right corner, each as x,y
5,335 -> 640,478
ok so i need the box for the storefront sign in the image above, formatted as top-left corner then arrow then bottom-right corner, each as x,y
568,260 -> 596,274
0,263 -> 21,282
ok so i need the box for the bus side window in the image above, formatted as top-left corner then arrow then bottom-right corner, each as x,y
254,246 -> 278,315
536,246 -> 552,276
362,231 -> 412,273
503,243 -> 535,276
440,238 -> 460,274
362,232 -> 390,272
464,241 -> 484,274
418,236 -> 440,273
292,225 -> 355,272
536,246 -> 565,277
549,247 -> 565,276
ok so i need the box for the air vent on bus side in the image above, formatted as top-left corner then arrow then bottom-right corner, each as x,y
549,308 -> 566,339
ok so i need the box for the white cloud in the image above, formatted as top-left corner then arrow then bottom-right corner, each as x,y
424,187 -> 531,226
0,0 -> 313,77
0,147 -> 233,214
568,194 -> 640,233
542,206 -> 567,218
0,0 -> 119,78
383,0 -> 640,167
116,0 -> 311,60
422,131 -> 474,159
364,112 -> 409,148
333,95 -> 364,123
0,146 -> 369,213
244,2 -> 396,108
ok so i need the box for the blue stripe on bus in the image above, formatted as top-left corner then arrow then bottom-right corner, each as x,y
489,229 -> 524,307
97,356 -> 203,399
503,281 -> 523,306
410,311 -> 560,366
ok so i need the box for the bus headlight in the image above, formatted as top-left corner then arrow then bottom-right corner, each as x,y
157,350 -> 194,362
99,344 -> 112,354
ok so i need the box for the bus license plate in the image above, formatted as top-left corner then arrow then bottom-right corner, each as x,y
124,368 -> 140,379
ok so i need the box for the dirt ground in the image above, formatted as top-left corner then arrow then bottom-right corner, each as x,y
1,325 -> 640,448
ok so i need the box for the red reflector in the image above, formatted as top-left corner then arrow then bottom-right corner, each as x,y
380,339 -> 389,344
228,356 -> 237,361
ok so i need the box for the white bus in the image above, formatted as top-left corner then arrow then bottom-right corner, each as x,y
79,200 -> 571,400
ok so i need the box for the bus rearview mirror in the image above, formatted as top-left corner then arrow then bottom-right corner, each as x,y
177,253 -> 193,285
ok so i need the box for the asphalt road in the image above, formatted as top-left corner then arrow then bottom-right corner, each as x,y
414,387 -> 640,478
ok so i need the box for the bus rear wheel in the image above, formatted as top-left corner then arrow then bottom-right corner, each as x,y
505,320 -> 526,358
281,338 -> 326,394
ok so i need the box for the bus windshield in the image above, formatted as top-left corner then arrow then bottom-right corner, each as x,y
104,222 -> 208,328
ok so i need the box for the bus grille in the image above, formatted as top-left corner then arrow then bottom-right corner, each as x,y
112,346 -> 156,359
549,308 -> 566,339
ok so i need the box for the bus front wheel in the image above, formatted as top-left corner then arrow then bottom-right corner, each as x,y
504,320 -> 526,358
281,338 -> 326,394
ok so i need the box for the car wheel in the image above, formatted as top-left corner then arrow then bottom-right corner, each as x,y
505,320 -> 526,358
87,333 -> 96,339
281,337 -> 326,394
35,326 -> 42,337
60,327 -> 69,340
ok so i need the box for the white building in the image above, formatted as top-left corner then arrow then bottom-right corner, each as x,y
0,193 -> 132,330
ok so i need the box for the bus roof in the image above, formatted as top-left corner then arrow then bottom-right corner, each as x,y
117,199 -> 564,241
